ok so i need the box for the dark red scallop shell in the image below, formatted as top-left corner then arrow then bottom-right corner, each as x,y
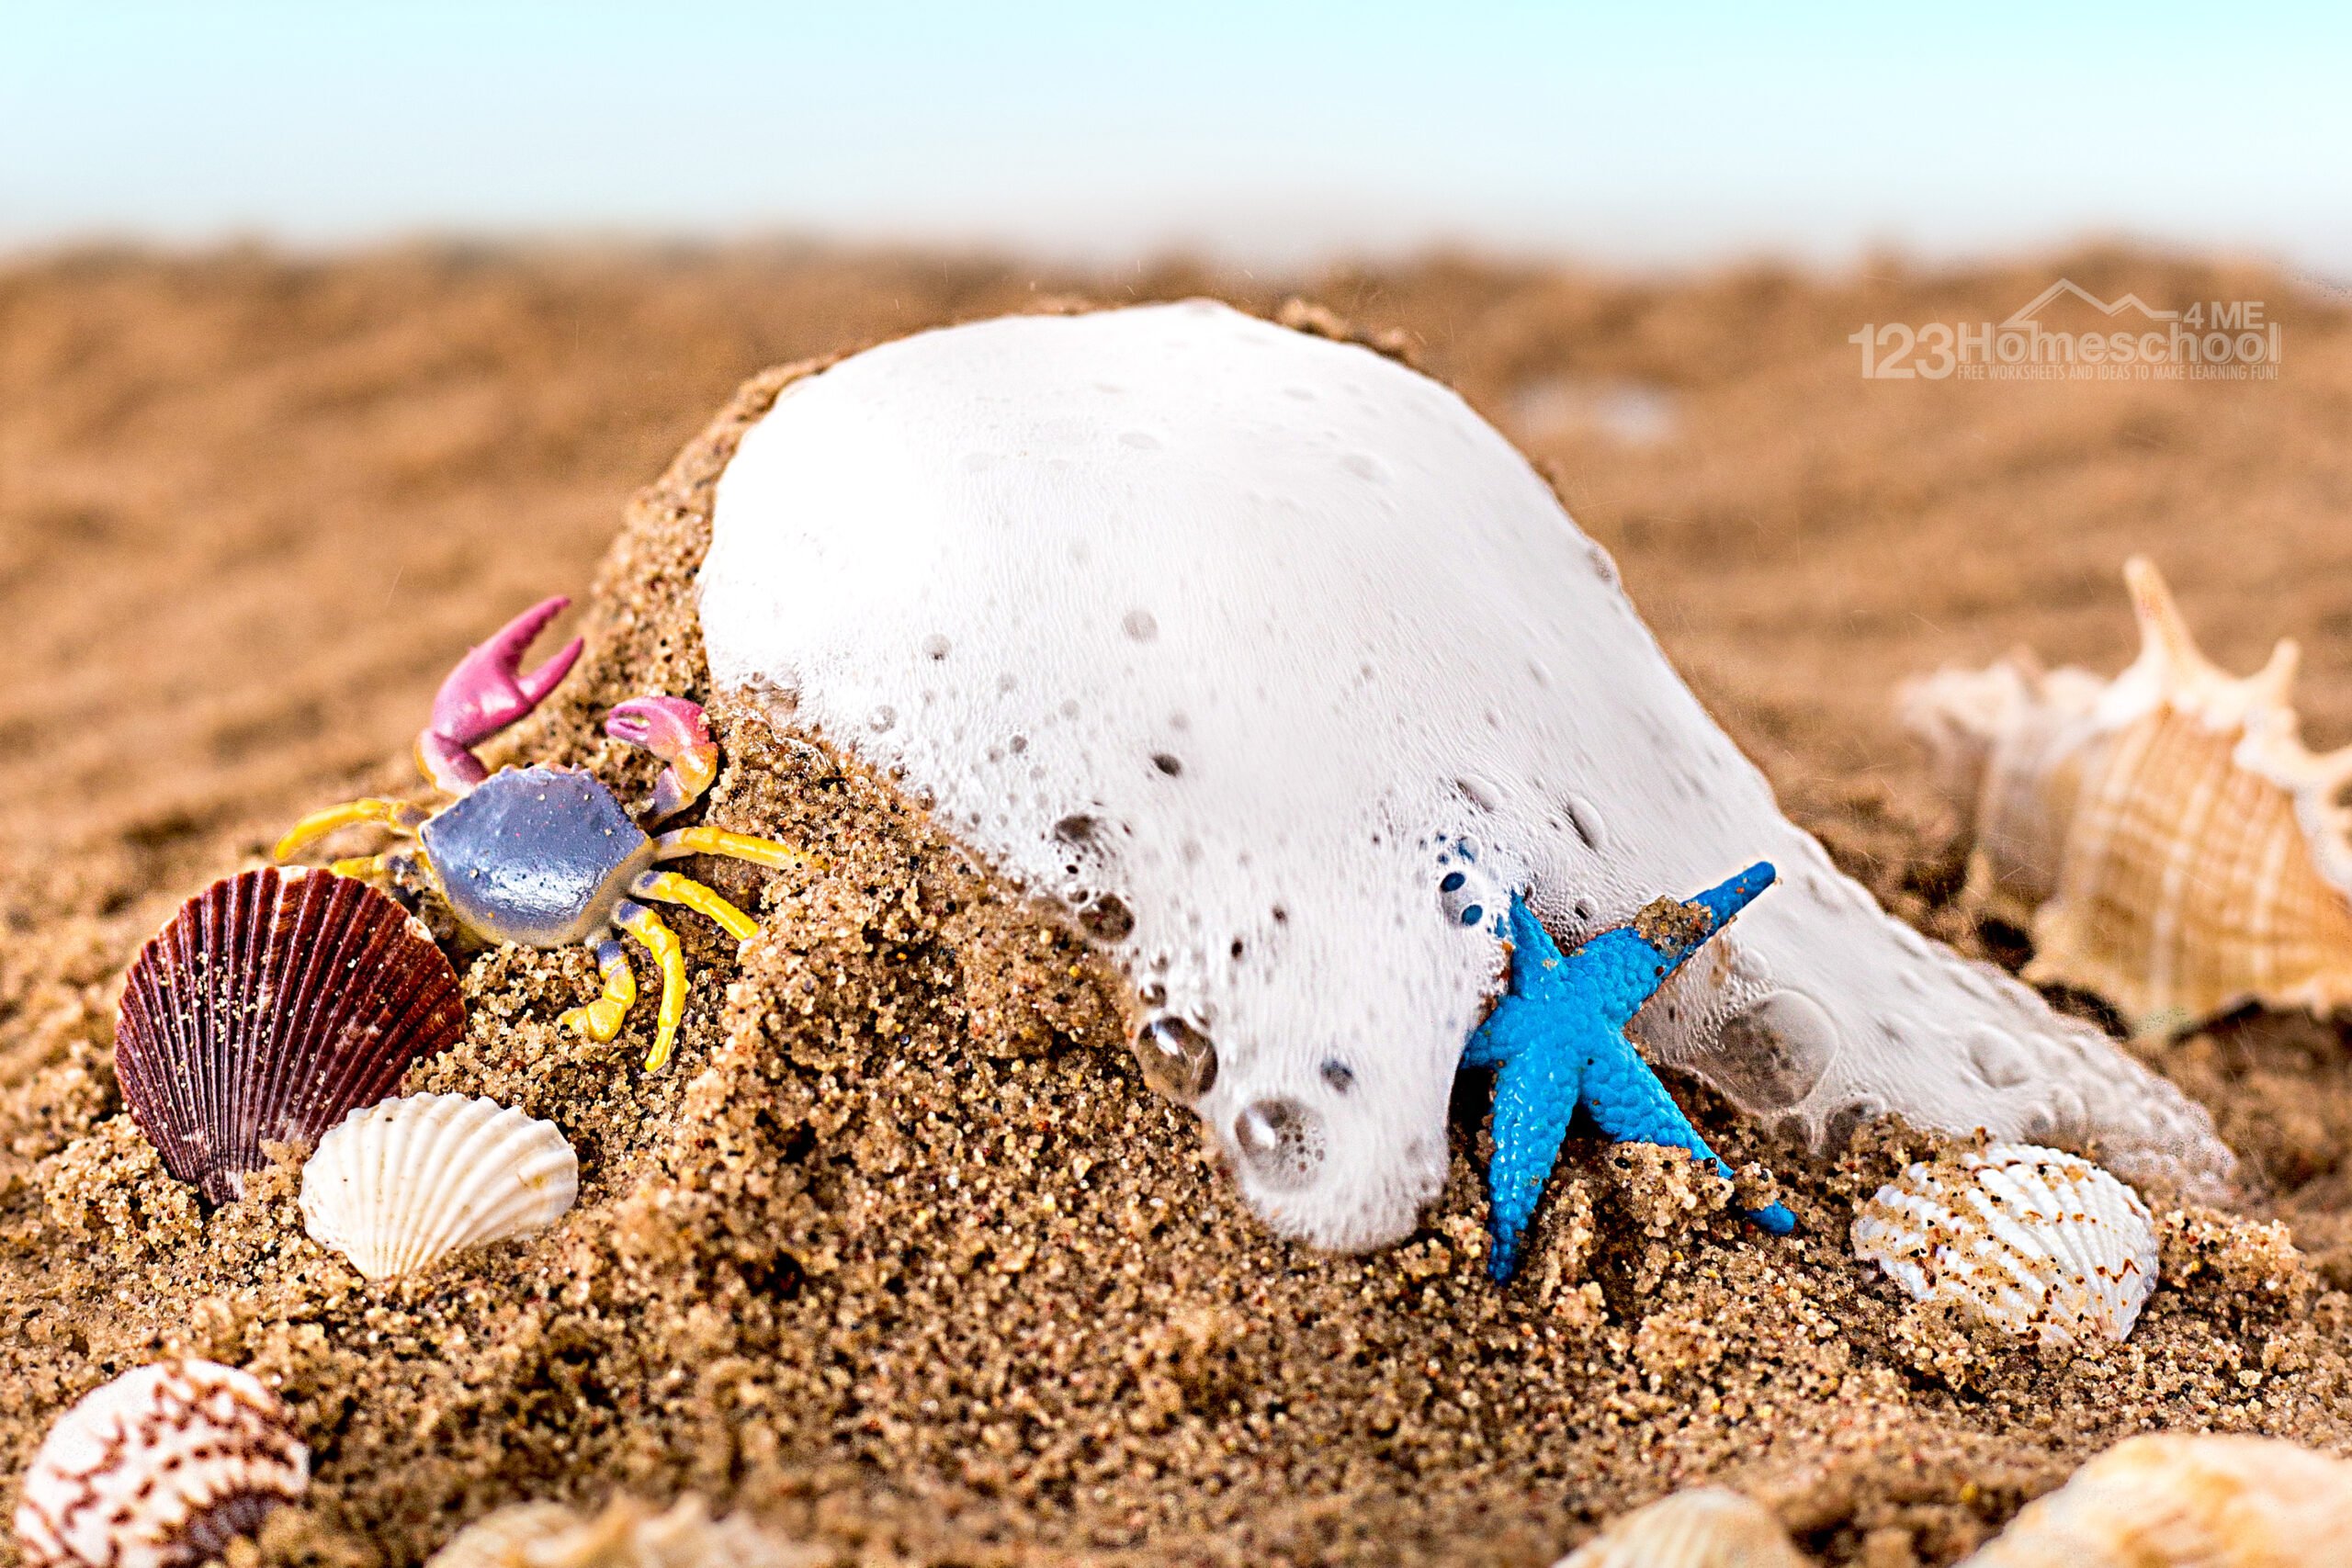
114,867 -> 465,1203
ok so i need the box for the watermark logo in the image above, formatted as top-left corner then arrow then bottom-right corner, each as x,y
1854,279 -> 2281,381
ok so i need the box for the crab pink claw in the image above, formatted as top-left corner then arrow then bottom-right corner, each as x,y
417,596 -> 583,794
607,695 -> 718,823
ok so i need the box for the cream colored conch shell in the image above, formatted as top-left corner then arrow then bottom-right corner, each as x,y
1903,557 -> 2352,1036
1962,1433 -> 2352,1566
1555,1486 -> 1812,1567
425,1495 -> 823,1568
300,1094 -> 578,1280
1849,1143 -> 2157,1347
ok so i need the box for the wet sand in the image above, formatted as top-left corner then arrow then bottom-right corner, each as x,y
2,244 -> 2348,1566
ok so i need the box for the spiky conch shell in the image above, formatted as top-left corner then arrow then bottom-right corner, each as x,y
424,1495 -> 824,1568
1962,1433 -> 2352,1566
300,1093 -> 578,1280
1902,558 -> 2352,1036
1850,1142 -> 2157,1347
13,1359 -> 309,1568
115,867 -> 466,1201
1554,1486 -> 1812,1567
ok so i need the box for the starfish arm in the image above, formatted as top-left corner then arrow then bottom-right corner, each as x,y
1486,1043 -> 1586,1280
1555,861 -> 1780,1027
1692,860 -> 1776,929
1579,1034 -> 1796,1235
1501,896 -> 1571,1002
1463,994 -> 1542,1069
1578,1032 -> 1736,1179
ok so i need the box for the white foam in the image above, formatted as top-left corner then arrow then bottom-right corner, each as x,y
700,301 -> 2233,1251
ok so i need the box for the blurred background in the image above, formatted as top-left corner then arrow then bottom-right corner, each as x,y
3,0 -> 2347,944
7,1 -> 2351,271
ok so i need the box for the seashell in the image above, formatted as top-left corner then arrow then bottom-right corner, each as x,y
116,867 -> 465,1202
420,1504 -> 581,1568
13,1359 -> 309,1568
1904,558 -> 2352,1036
696,300 -> 2232,1249
1851,1142 -> 2156,1346
1555,1486 -> 1812,1567
1962,1432 -> 2352,1566
300,1093 -> 578,1280
425,1494 -> 823,1568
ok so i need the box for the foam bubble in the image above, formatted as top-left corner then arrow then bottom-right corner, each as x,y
701,301 -> 2233,1250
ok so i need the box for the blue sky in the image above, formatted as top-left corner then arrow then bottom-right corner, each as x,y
5,2 -> 2348,272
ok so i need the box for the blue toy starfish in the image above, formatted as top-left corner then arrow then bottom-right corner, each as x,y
1464,862 -> 1797,1280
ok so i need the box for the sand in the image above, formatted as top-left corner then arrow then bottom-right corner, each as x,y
2,243 -> 2349,1567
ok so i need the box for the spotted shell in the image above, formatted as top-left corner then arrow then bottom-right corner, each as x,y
1555,1486 -> 1812,1567
1850,1142 -> 2157,1347
13,1359 -> 309,1568
424,1495 -> 822,1568
1962,1433 -> 2352,1566
300,1094 -> 578,1280
1903,558 -> 2352,1036
115,867 -> 466,1201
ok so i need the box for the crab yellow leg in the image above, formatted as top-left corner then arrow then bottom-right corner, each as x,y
274,798 -> 429,862
616,900 -> 687,1072
628,870 -> 759,942
653,825 -> 819,873
327,847 -> 424,882
559,937 -> 637,1043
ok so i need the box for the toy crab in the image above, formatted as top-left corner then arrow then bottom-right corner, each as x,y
274,597 -> 808,1071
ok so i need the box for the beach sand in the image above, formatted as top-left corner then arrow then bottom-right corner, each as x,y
2,244 -> 2349,1565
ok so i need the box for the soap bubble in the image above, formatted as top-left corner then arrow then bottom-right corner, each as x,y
1711,989 -> 1837,1111
1233,1098 -> 1323,1191
1133,1016 -> 1216,1100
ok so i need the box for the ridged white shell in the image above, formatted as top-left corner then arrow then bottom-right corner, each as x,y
424,1495 -> 822,1568
1555,1487 -> 1812,1567
1962,1433 -> 2352,1566
13,1359 -> 310,1568
300,1093 -> 578,1280
1851,1143 -> 2156,1346
1903,558 -> 2352,1035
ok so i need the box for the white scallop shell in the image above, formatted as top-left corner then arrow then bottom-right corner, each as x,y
1850,1143 -> 2157,1346
300,1093 -> 578,1280
425,1495 -> 823,1568
13,1359 -> 309,1568
1555,1486 -> 1812,1567
1962,1433 -> 2352,1566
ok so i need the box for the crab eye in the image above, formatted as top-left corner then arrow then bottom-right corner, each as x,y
1438,865 -> 1495,929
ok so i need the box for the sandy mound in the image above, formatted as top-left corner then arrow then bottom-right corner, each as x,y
2,246 -> 2349,1567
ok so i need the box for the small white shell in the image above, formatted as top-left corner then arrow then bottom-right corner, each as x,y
1555,1486 -> 1812,1567
13,1359 -> 309,1568
425,1495 -> 823,1568
1962,1433 -> 2352,1566
1851,1143 -> 2157,1346
300,1093 -> 578,1280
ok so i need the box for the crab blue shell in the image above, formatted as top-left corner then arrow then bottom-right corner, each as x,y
419,763 -> 653,945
